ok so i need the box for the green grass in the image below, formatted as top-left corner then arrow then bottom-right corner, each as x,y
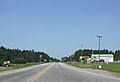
0,63 -> 39,72
102,63 -> 120,73
0,67 -> 14,72
66,62 -> 120,73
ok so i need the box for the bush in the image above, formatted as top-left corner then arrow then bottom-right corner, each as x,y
0,61 -> 3,66
12,58 -> 26,64
0,60 -> 4,66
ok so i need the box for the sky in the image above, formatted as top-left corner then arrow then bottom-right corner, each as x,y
0,0 -> 120,58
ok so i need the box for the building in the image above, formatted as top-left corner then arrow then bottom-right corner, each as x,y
91,54 -> 114,62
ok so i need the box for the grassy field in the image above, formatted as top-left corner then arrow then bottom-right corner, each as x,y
0,63 -> 38,72
66,62 -> 120,73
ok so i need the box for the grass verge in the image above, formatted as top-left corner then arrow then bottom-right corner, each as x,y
0,63 -> 39,72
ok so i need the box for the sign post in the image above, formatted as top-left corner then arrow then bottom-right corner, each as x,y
40,55 -> 42,64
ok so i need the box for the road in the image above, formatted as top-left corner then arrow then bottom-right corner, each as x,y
0,63 -> 120,82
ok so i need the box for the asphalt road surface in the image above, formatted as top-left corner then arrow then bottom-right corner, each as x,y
0,63 -> 120,82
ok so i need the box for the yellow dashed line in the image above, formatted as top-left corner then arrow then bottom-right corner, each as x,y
27,64 -> 53,82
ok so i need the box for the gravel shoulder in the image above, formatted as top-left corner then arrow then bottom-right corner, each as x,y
81,68 -> 120,78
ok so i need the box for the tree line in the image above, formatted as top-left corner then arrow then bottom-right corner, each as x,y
61,49 -> 120,62
0,46 -> 51,66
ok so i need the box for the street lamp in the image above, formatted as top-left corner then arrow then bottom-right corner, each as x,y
96,35 -> 102,68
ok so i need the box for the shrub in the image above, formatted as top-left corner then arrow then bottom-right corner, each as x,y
12,58 -> 26,64
0,60 -> 4,66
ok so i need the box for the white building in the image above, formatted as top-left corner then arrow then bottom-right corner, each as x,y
91,54 -> 114,62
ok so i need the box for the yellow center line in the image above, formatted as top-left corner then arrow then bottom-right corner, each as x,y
27,64 -> 53,82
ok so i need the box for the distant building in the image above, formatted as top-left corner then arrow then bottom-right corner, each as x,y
91,54 -> 114,62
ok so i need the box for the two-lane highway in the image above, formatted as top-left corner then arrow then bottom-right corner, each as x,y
33,63 -> 120,82
0,63 -> 120,82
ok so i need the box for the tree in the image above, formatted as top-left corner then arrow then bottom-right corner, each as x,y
12,58 -> 26,64
114,50 -> 120,61
0,46 -> 51,65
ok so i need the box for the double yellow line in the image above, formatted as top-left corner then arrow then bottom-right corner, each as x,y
27,64 -> 53,82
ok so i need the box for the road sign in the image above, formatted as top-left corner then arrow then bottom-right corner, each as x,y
84,56 -> 89,60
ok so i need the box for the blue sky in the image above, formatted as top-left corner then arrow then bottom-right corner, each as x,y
0,0 -> 120,58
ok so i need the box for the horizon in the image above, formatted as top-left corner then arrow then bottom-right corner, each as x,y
0,46 -> 118,59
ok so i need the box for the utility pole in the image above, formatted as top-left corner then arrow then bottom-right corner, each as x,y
97,35 -> 102,68
81,44 -> 83,55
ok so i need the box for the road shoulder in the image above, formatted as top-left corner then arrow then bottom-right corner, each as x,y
63,63 -> 120,79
